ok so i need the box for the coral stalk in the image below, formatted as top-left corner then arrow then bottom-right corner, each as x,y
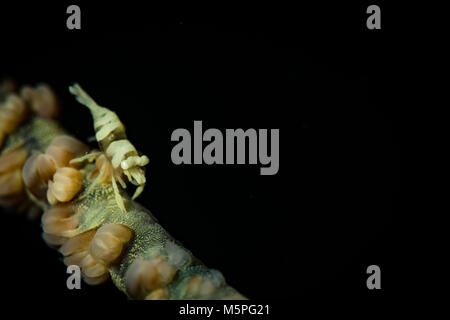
0,81 -> 246,300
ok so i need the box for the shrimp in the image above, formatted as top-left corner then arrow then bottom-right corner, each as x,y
68,84 -> 149,212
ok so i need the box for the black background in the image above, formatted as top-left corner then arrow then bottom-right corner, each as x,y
0,1 -> 397,315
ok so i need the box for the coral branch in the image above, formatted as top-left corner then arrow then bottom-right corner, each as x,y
0,81 -> 246,300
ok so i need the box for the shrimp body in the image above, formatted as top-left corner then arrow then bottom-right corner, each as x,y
69,84 -> 149,209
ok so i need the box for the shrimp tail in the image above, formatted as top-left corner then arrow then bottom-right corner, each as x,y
69,83 -> 110,122
69,83 -> 98,110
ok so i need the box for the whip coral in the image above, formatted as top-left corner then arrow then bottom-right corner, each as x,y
0,81 -> 246,300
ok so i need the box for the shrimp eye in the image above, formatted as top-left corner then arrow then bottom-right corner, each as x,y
121,160 -> 130,170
